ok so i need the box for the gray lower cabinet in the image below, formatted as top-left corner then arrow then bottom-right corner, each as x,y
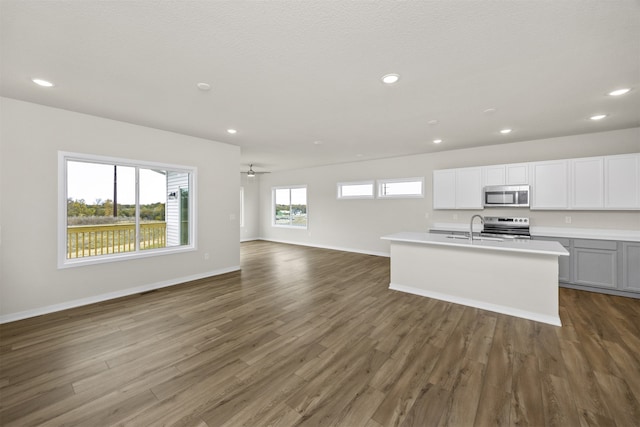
573,239 -> 617,289
622,242 -> 640,292
534,236 -> 639,297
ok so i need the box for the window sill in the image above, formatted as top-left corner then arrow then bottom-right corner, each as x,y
58,245 -> 196,269
272,224 -> 308,230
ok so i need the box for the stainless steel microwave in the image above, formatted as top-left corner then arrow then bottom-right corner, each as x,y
483,185 -> 530,207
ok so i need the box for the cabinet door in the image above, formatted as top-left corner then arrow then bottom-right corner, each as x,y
456,167 -> 483,209
605,154 -> 640,209
573,240 -> 617,289
571,157 -> 604,209
622,243 -> 640,292
506,163 -> 529,185
433,169 -> 456,209
483,165 -> 506,186
531,160 -> 568,209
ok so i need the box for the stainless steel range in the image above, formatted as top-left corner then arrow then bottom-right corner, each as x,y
480,216 -> 531,239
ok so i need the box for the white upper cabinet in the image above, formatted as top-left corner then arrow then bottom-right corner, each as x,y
483,165 -> 506,186
435,153 -> 639,211
531,160 -> 569,209
455,167 -> 483,209
506,163 -> 529,185
605,154 -> 640,209
483,163 -> 528,186
433,169 -> 456,209
433,167 -> 483,209
571,157 -> 604,209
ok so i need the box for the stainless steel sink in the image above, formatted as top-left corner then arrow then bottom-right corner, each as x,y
477,236 -> 504,242
445,234 -> 504,242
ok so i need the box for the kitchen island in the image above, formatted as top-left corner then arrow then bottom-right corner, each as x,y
381,232 -> 569,326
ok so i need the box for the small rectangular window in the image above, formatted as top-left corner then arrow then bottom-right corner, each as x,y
337,181 -> 375,199
273,186 -> 307,228
378,177 -> 424,198
59,152 -> 196,268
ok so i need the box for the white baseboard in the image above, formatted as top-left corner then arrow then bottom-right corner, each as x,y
240,237 -> 260,242
258,237 -> 390,258
0,266 -> 240,324
389,282 -> 562,326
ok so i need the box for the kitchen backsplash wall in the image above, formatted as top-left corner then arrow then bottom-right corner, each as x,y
430,208 -> 640,230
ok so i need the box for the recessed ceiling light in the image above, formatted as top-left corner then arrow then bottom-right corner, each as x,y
500,128 -> 512,134
227,129 -> 237,134
427,119 -> 439,126
483,108 -> 497,114
32,78 -> 54,87
433,139 -> 443,144
196,82 -> 211,91
313,140 -> 323,145
381,74 -> 400,84
608,88 -> 631,96
590,114 -> 607,121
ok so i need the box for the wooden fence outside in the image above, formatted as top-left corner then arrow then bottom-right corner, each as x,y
67,222 -> 166,259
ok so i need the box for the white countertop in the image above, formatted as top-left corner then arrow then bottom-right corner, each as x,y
431,222 -> 640,242
382,231 -> 569,256
531,226 -> 640,242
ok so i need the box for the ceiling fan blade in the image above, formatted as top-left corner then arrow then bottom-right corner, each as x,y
242,163 -> 270,175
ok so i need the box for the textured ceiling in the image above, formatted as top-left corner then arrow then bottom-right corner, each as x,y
1,1 -> 639,173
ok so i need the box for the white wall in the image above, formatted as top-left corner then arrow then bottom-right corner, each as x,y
240,174 -> 261,241
258,128 -> 640,255
0,97 -> 241,321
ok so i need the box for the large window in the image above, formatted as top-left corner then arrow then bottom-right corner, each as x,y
59,152 -> 196,267
273,186 -> 307,228
377,177 -> 424,198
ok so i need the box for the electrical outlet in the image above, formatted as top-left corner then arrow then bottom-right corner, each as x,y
229,214 -> 236,221
425,213 -> 430,219
204,253 -> 210,260
453,214 -> 458,220
565,216 -> 572,224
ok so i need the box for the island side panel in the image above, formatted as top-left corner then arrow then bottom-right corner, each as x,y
388,241 -> 561,326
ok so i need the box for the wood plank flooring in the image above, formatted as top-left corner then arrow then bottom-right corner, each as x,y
1,240 -> 639,426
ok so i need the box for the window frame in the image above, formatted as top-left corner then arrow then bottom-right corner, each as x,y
272,185 -> 308,229
337,180 -> 375,200
377,177 -> 425,199
58,151 -> 197,269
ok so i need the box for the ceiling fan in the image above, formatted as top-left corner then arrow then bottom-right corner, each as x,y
242,164 -> 270,177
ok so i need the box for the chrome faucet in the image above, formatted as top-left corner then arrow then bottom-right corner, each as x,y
469,214 -> 484,242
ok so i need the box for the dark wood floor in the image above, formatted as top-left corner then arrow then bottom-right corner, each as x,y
1,240 -> 639,426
